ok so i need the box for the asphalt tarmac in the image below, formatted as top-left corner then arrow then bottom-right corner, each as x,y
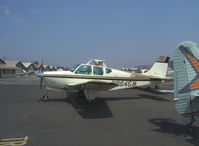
0,76 -> 199,146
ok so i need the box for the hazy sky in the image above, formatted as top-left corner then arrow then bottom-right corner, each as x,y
0,0 -> 199,68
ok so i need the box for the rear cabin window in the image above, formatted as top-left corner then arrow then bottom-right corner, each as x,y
105,68 -> 112,74
75,65 -> 92,75
93,66 -> 103,75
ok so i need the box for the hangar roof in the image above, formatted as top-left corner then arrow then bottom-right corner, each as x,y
0,65 -> 17,69
22,63 -> 32,68
0,59 -> 5,64
5,61 -> 19,65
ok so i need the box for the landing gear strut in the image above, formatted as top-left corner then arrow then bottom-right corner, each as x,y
155,84 -> 159,89
78,90 -> 85,98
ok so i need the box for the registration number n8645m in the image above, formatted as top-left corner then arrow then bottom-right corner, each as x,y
112,80 -> 137,87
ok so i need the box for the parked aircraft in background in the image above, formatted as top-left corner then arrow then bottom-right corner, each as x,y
16,69 -> 27,76
173,41 -> 199,124
36,56 -> 170,102
86,59 -> 108,67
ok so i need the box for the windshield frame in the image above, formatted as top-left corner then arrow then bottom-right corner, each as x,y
69,64 -> 80,72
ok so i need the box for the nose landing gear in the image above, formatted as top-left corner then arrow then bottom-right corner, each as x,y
39,89 -> 49,102
39,95 -> 49,102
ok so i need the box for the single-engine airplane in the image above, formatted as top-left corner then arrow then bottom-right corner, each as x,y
36,56 -> 170,102
173,41 -> 199,124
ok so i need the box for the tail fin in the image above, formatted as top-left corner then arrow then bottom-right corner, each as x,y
145,56 -> 170,79
173,41 -> 199,120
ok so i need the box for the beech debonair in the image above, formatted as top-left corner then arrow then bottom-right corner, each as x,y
36,56 -> 170,102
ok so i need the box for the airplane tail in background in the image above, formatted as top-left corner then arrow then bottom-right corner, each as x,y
145,56 -> 170,79
173,41 -> 199,121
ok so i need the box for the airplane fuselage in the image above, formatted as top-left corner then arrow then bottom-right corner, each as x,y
42,66 -> 159,92
37,59 -> 168,101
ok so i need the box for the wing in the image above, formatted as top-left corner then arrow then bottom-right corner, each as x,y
66,80 -> 118,101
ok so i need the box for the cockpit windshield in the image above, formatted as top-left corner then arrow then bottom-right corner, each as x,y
69,64 -> 80,72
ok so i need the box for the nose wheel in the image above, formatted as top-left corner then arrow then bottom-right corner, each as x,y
39,95 -> 49,102
39,88 -> 49,102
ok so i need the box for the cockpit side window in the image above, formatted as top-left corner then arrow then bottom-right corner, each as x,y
93,66 -> 103,75
75,65 -> 92,74
105,68 -> 112,74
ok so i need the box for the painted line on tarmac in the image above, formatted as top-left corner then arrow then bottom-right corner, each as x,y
0,136 -> 29,146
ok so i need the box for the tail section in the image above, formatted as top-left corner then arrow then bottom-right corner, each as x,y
173,41 -> 199,120
145,56 -> 170,79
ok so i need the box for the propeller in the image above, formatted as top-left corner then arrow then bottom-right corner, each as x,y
36,60 -> 45,89
40,59 -> 44,89
40,77 -> 43,89
41,59 -> 44,73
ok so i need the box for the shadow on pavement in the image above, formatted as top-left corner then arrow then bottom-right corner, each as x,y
149,118 -> 199,145
67,92 -> 113,119
43,91 -> 169,119
134,87 -> 171,95
138,94 -> 169,101
102,94 -> 169,102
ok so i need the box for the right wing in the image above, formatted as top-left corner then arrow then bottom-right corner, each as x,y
67,80 -> 117,91
67,80 -> 118,101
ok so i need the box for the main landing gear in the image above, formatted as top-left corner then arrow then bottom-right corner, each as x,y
78,90 -> 93,103
78,90 -> 85,98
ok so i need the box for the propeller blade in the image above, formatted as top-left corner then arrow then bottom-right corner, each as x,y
40,78 -> 43,89
41,59 -> 44,72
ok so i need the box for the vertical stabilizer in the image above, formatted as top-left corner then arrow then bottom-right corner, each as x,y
173,41 -> 199,120
145,56 -> 170,79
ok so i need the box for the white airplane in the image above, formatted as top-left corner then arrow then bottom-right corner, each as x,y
173,41 -> 199,124
36,56 -> 170,102
16,69 -> 27,76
